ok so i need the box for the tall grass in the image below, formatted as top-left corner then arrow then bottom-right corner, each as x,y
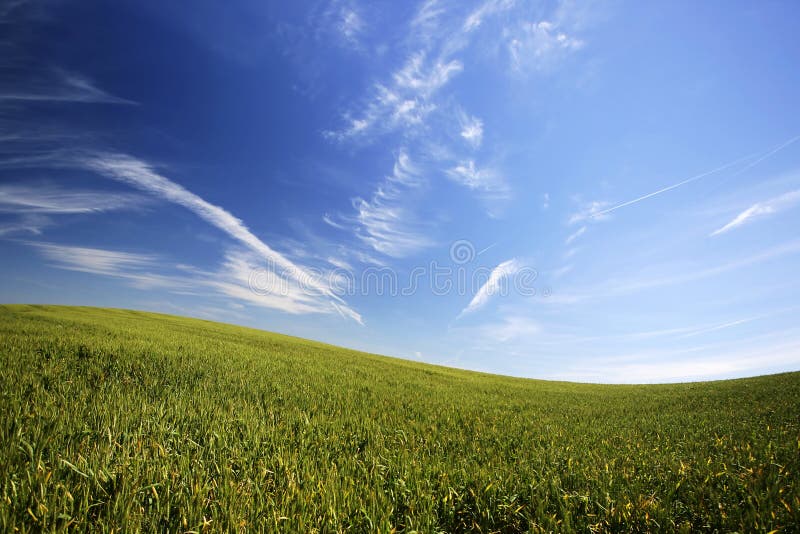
0,304 -> 798,532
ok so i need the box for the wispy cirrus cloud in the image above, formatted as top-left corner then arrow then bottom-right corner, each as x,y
211,248 -> 362,319
28,240 -> 362,320
351,150 -> 434,257
325,0 -> 526,144
81,153 -> 320,289
463,0 -> 514,33
327,0 -> 597,254
564,225 -> 586,245
0,182 -> 152,237
394,51 -> 463,96
324,51 -> 462,141
28,241 -> 193,291
568,199 -> 611,225
458,111 -> 484,148
309,0 -> 366,52
711,189 -> 800,236
508,20 -> 584,73
410,0 -> 446,43
32,242 -> 158,277
0,70 -> 135,105
75,152 -> 362,322
459,258 -> 520,316
0,214 -> 50,236
322,212 -> 347,230
446,159 -> 508,199
337,6 -> 363,46
0,183 -> 149,214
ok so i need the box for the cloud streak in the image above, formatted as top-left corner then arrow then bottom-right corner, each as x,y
564,225 -> 586,245
711,189 -> 800,236
0,183 -> 151,237
0,214 -> 51,236
508,20 -> 584,73
459,112 -> 484,148
78,152 -> 362,322
29,241 -> 361,318
351,150 -> 434,257
446,160 -> 509,199
325,52 -> 462,141
0,183 -> 149,214
588,135 -> 800,220
0,71 -> 135,105
33,242 -> 157,276
460,258 -> 520,316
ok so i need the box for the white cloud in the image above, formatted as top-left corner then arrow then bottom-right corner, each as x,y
352,151 -> 434,257
82,154 -> 315,289
508,20 -> 583,73
326,256 -> 353,271
393,52 -> 463,96
0,70 -> 135,105
325,51 -> 462,141
78,152 -> 362,321
446,160 -> 508,198
0,183 -> 151,237
542,192 -> 550,209
354,198 -> 431,257
564,225 -> 586,245
32,242 -> 157,276
391,98 -> 435,127
459,112 -> 484,148
711,189 -> 800,236
323,0 -> 529,230
410,0 -> 446,40
460,258 -> 520,315
338,7 -> 363,44
0,183 -> 148,214
568,200 -> 611,225
29,242 -> 189,291
28,241 -> 363,321
0,214 -> 51,236
211,249 -> 362,320
463,0 -> 515,32
322,213 -> 347,230
389,151 -> 425,187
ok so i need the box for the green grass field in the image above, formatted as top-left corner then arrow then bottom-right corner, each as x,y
0,304 -> 798,532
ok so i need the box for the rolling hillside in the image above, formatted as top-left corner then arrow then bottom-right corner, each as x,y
0,305 -> 798,532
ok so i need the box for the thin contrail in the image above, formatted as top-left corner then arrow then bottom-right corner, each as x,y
725,135 -> 800,179
591,135 -> 800,219
477,242 -> 497,256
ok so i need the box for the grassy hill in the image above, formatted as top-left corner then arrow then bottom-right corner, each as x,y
0,304 -> 798,532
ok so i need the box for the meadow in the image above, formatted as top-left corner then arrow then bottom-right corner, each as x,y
0,304 -> 798,532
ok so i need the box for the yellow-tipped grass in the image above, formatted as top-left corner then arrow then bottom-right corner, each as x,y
1,304 -> 798,532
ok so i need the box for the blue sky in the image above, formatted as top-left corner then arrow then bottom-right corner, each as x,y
2,0 -> 799,382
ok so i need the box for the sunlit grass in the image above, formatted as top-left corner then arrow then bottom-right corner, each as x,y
1,304 -> 798,532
